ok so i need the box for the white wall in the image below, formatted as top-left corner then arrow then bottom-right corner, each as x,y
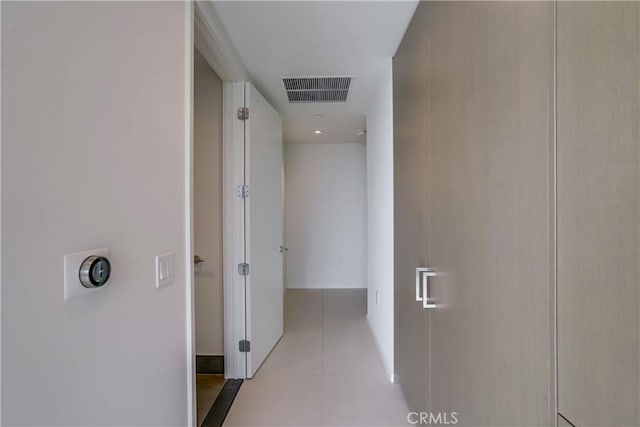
193,48 -> 224,356
366,62 -> 395,382
1,2 -> 191,425
285,143 -> 367,289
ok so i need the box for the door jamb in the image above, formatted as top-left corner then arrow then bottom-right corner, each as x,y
188,3 -> 249,424
184,2 -> 195,426
194,1 -> 248,82
222,81 -> 248,380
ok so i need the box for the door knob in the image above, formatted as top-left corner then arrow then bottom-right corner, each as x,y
279,246 -> 289,253
194,255 -> 205,264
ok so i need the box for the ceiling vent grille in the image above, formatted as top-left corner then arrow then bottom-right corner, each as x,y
282,77 -> 351,103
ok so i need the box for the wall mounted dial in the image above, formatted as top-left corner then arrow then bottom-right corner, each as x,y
79,255 -> 111,288
64,248 -> 111,300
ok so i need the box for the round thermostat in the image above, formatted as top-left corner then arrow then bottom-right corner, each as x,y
79,255 -> 111,288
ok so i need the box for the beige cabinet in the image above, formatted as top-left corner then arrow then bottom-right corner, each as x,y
394,1 -> 639,425
393,2 -> 431,413
394,2 -> 554,424
426,2 -> 554,425
557,3 -> 640,425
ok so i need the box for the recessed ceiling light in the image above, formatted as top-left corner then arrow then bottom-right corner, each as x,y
314,130 -> 323,135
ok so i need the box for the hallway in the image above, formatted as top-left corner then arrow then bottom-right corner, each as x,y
224,289 -> 409,426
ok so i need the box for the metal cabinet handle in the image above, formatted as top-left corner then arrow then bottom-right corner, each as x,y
279,246 -> 289,253
415,267 -> 436,309
194,255 -> 205,264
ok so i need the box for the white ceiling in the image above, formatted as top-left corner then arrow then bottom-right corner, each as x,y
210,1 -> 418,144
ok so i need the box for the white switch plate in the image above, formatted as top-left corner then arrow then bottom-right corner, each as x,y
64,248 -> 110,301
155,253 -> 175,289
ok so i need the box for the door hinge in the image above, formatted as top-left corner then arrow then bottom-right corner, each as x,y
238,262 -> 250,276
236,184 -> 250,199
237,107 -> 249,121
239,339 -> 251,352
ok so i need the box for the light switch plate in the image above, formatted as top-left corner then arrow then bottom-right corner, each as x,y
64,248 -> 110,301
155,253 -> 175,289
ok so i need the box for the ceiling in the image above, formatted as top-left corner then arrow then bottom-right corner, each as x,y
210,1 -> 418,144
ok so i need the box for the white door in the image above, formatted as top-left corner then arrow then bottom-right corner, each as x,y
244,82 -> 284,377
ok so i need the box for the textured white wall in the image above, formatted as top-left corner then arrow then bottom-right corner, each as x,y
366,62 -> 395,382
1,2 -> 191,425
193,49 -> 224,356
285,143 -> 367,289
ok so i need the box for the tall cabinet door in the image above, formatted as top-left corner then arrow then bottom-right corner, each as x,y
426,2 -> 555,424
557,3 -> 640,425
393,2 -> 431,413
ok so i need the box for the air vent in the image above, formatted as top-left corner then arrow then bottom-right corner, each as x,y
283,77 -> 351,103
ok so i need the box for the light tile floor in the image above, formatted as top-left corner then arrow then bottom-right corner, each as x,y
224,289 -> 411,426
197,374 -> 226,426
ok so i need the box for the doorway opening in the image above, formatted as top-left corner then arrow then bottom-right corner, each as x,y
192,44 -> 228,425
189,2 -> 403,425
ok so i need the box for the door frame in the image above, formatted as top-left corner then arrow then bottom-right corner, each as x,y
188,2 -> 249,424
221,81 -> 248,380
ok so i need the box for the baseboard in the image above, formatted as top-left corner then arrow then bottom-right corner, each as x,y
196,355 -> 224,374
366,316 -> 395,383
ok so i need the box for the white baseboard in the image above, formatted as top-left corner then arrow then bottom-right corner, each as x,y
366,315 -> 395,384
